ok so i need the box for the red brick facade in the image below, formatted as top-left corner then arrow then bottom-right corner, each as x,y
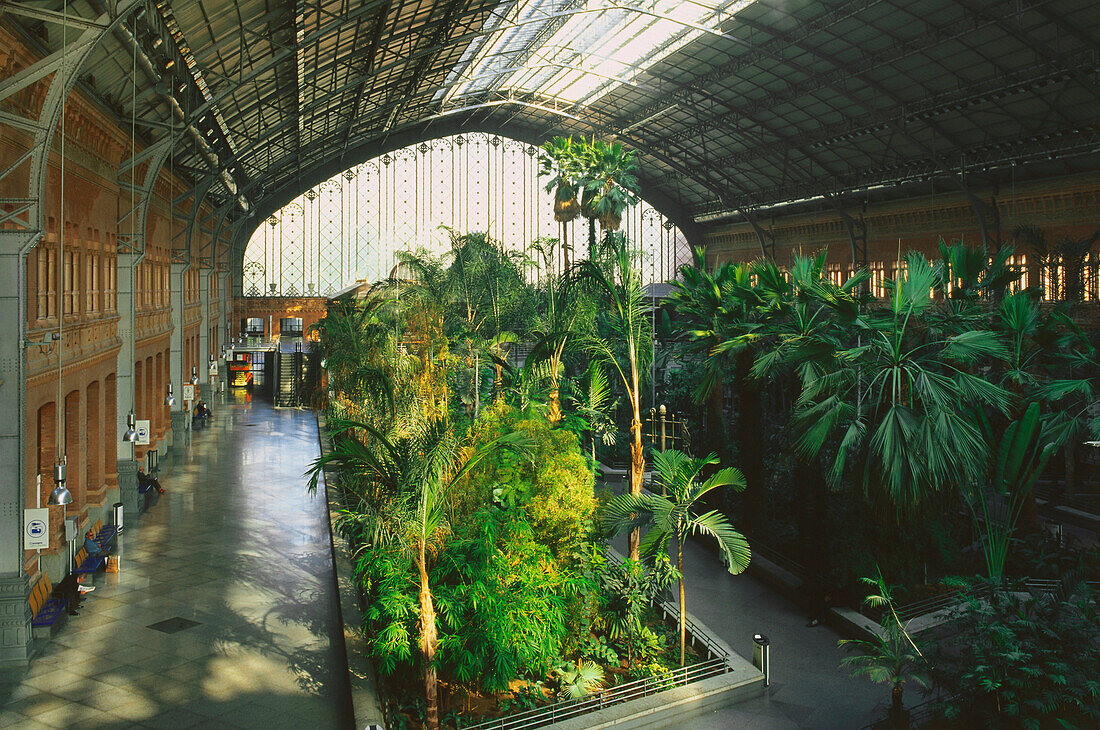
1,26 -> 232,581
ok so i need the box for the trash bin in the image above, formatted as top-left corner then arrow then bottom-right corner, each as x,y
113,502 -> 124,532
753,634 -> 770,686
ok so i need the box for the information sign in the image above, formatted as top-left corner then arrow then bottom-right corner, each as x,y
135,419 -> 151,445
24,508 -> 49,550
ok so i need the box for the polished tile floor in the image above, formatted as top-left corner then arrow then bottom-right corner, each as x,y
1,393 -> 351,729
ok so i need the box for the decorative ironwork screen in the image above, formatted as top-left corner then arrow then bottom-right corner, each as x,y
242,133 -> 692,297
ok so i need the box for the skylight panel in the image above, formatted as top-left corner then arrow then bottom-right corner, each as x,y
442,0 -> 757,108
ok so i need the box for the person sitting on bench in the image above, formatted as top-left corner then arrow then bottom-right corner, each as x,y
84,530 -> 105,557
56,573 -> 92,615
194,400 -> 212,420
137,468 -> 165,494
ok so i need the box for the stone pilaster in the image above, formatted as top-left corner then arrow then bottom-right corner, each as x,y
116,459 -> 141,522
0,574 -> 32,667
171,410 -> 189,441
0,228 -> 39,668
169,262 -> 189,452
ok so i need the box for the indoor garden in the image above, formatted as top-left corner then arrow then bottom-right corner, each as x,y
304,137 -> 1099,730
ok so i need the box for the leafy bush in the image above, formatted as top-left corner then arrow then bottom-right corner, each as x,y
434,510 -> 577,692
626,658 -> 674,684
931,580 -> 1100,729
454,403 -> 597,561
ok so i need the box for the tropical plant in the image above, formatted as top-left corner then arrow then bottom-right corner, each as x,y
308,289 -> 401,419
602,450 -> 751,666
306,416 -> 528,730
665,247 -> 767,517
931,578 -> 1100,729
786,250 -> 1010,511
435,510 -> 575,693
567,361 -> 618,474
526,236 -> 588,422
839,573 -> 929,729
567,233 -> 652,558
451,404 -> 597,561
935,239 -> 1021,306
554,660 -> 605,700
539,136 -> 641,259
581,139 -> 640,233
964,402 -> 1057,580
596,557 -> 674,664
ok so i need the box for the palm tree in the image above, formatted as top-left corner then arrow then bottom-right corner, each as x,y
567,234 -> 652,558
308,289 -> 404,423
602,449 -> 751,666
839,573 -> 929,729
527,236 -> 585,423
784,251 -> 1010,511
307,417 -> 527,730
571,361 -> 618,474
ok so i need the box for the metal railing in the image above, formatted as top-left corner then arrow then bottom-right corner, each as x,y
463,657 -> 731,730
868,579 -> 1100,624
742,535 -> 806,579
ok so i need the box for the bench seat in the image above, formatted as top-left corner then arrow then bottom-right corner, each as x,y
90,518 -> 117,551
71,545 -> 106,575
28,573 -> 67,636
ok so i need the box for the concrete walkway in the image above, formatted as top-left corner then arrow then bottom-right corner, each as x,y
0,393 -> 351,729
602,473 -> 887,729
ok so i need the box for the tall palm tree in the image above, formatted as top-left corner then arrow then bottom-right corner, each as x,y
567,234 -> 652,558
307,417 -> 527,730
602,450 -> 751,666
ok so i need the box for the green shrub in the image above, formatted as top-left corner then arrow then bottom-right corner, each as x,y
434,511 -> 576,692
454,403 -> 597,561
931,580 -> 1100,729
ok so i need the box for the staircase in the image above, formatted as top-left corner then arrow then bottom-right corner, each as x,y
275,349 -> 303,408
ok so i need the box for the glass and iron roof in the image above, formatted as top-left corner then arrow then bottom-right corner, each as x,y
441,0 -> 756,108
8,0 -> 1100,252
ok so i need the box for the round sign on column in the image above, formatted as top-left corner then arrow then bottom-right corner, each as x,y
24,508 -> 49,550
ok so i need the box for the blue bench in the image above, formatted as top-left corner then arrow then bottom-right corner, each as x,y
29,573 -> 67,634
90,518 -> 117,552
71,545 -> 106,575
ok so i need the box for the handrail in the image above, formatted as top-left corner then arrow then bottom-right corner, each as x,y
463,657 -> 731,730
867,579 -> 1100,624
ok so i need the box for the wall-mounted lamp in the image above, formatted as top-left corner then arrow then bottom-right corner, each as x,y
190,366 -> 199,385
124,410 -> 138,442
165,383 -> 175,406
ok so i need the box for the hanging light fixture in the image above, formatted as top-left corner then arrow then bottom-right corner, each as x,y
190,366 -> 198,385
165,383 -> 175,406
51,5 -> 71,510
48,456 -> 72,506
124,411 -> 137,442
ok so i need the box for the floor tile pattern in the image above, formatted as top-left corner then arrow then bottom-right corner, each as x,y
1,394 -> 351,729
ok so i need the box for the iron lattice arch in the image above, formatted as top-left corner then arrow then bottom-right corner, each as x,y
4,0 -> 1097,252
240,133 -> 692,298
